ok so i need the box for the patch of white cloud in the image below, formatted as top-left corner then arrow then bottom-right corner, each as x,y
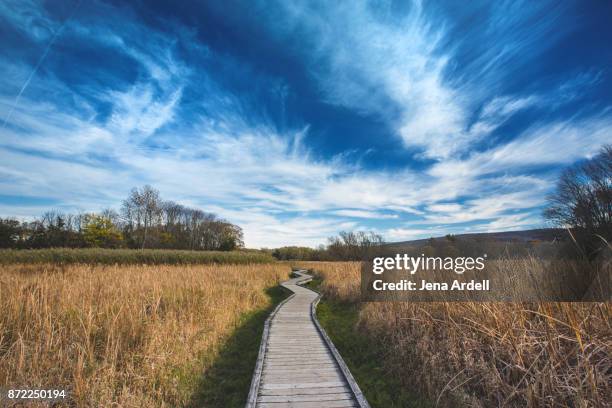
0,0 -> 62,43
3,89 -> 610,246
108,85 -> 183,138
333,209 -> 399,219
481,213 -> 543,232
0,148 -> 128,208
263,1 -> 570,160
0,98 -> 114,157
0,0 -> 187,140
469,95 -> 541,137
205,206 -> 358,248
385,227 -> 446,241
267,1 -> 466,158
1,0 -> 611,247
429,115 -> 612,182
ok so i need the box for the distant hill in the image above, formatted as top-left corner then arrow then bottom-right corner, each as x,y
388,228 -> 567,247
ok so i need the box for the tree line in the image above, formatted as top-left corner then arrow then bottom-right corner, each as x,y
2,145 -> 609,257
0,186 -> 244,251
270,231 -> 385,261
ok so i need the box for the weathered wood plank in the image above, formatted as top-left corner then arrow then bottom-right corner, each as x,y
261,381 -> 347,390
267,347 -> 326,350
264,357 -> 333,362
264,360 -> 337,365
263,372 -> 342,380
257,401 -> 357,408
258,393 -> 355,403
263,368 -> 340,375
246,271 -> 369,408
264,363 -> 338,369
263,376 -> 344,384
259,386 -> 351,396
264,364 -> 338,370
262,350 -> 332,359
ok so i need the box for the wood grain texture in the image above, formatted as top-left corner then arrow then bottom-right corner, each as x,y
245,271 -> 370,408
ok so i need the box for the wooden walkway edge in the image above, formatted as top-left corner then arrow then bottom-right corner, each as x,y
246,270 -> 370,408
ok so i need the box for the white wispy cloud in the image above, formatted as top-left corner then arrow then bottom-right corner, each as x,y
263,1 -> 573,160
267,1 -> 466,158
0,0 -> 62,43
385,227 -> 447,241
3,89 -> 610,246
1,0 -> 610,247
108,85 -> 183,138
429,115 -> 612,181
469,95 -> 541,137
333,209 -> 399,219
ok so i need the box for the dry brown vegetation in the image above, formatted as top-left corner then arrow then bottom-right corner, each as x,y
298,261 -> 612,407
0,263 -> 289,407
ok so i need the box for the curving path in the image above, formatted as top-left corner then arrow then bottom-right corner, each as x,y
246,271 -> 369,408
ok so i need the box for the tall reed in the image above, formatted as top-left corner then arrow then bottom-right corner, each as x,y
299,260 -> 611,407
0,263 -> 288,406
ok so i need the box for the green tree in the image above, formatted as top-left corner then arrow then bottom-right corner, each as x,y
0,218 -> 22,248
82,214 -> 123,248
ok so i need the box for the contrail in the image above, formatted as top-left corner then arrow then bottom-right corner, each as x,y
2,0 -> 82,129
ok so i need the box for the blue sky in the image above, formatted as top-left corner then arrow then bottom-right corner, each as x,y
1,1 -> 611,247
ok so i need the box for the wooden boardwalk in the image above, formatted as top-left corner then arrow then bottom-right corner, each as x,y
246,271 -> 369,408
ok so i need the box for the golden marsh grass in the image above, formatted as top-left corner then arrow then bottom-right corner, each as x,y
0,263 -> 289,407
299,260 -> 611,407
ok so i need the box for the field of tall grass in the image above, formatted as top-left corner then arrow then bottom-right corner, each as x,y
0,263 -> 289,406
0,248 -> 275,265
298,261 -> 611,407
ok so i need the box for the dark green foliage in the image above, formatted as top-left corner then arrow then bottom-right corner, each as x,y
0,219 -> 22,247
187,286 -> 290,408
0,248 -> 275,265
316,300 -> 432,408
302,276 -> 429,406
0,185 -> 244,251
271,246 -> 321,260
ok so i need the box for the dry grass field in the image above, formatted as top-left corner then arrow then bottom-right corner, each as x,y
298,261 -> 611,407
0,263 -> 289,407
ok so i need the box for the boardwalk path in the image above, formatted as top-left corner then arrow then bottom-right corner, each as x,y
246,271 -> 369,408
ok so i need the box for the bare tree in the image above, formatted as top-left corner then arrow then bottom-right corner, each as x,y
122,185 -> 162,249
327,230 -> 385,260
544,144 -> 612,255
